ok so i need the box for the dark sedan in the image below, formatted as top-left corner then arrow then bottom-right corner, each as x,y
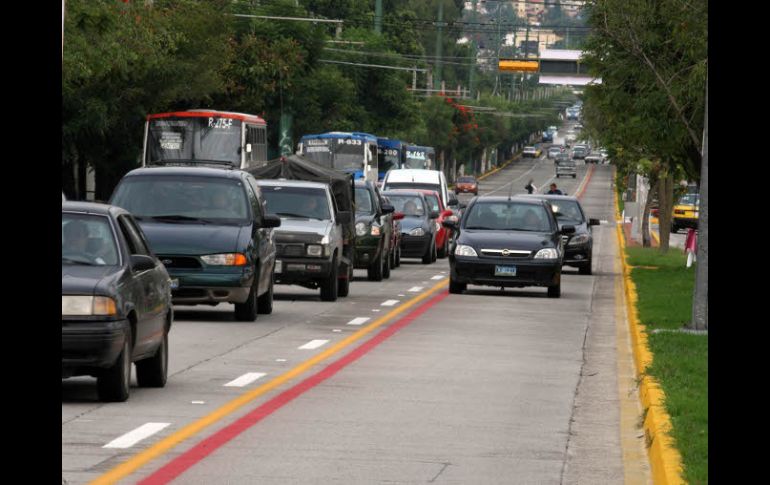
62,202 -> 173,402
444,196 -> 575,297
383,190 -> 439,264
354,181 -> 395,281
524,195 -> 599,274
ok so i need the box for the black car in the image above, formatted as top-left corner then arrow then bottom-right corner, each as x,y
524,195 -> 599,274
383,190 -> 439,264
62,202 -> 173,402
110,167 -> 281,321
354,181 -> 396,281
444,196 -> 575,297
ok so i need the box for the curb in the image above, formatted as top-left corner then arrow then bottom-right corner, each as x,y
477,153 -> 521,181
614,189 -> 685,485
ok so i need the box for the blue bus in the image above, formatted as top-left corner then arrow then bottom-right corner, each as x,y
404,145 -> 436,169
377,137 -> 406,180
298,132 -> 378,182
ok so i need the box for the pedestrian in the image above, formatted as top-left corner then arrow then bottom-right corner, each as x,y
546,183 -> 563,195
525,179 -> 537,194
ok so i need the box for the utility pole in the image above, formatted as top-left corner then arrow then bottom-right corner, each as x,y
433,1 -> 444,91
468,0 -> 476,100
689,75 -> 708,330
374,0 -> 383,34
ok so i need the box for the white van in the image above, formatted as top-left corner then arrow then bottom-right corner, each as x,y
382,169 -> 452,208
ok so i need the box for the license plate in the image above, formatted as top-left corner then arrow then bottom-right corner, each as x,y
274,260 -> 282,274
495,265 -> 517,276
169,279 -> 179,290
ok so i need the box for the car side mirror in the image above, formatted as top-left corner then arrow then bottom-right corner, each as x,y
131,254 -> 156,272
561,225 -> 576,235
429,211 -> 440,219
262,214 -> 282,228
589,218 -> 600,226
393,211 -> 405,221
336,211 -> 352,224
442,219 -> 458,230
381,204 -> 395,215
447,198 -> 458,207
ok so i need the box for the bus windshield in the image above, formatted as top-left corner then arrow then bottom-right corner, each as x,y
146,117 -> 242,165
332,141 -> 367,171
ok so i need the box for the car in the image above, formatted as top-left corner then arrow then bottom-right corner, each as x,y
455,176 -> 479,195
599,148 -> 609,163
256,179 -> 354,298
522,146 -> 541,158
523,194 -> 600,275
571,145 -> 588,159
554,152 -> 571,165
672,193 -> 699,233
353,180 -> 396,281
547,146 -> 563,159
555,159 -> 577,178
412,189 -> 455,258
584,151 -> 603,164
541,131 -> 553,143
382,190 -> 439,264
62,201 -> 173,402
443,196 -> 574,297
109,166 -> 281,321
382,195 -> 404,268
381,169 -> 454,211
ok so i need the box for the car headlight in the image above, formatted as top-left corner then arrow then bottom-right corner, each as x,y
534,248 -> 559,259
62,296 -> 117,316
568,234 -> 590,246
454,244 -> 478,257
307,244 -> 323,256
370,225 -> 381,236
410,227 -> 425,236
200,253 -> 248,266
355,222 -> 367,236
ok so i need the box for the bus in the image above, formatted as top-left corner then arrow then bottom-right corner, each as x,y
143,109 -> 268,170
377,137 -> 406,180
404,145 -> 435,169
297,132 -> 378,182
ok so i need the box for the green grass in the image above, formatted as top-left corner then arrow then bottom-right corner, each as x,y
625,246 -> 708,484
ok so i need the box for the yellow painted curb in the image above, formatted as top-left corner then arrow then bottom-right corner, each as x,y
477,154 -> 521,181
614,189 -> 685,485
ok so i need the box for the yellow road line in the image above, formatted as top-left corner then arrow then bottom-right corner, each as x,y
90,279 -> 449,485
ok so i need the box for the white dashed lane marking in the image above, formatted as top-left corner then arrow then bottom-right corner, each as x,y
103,423 -> 171,449
298,339 -> 329,350
224,372 -> 267,387
381,300 -> 399,306
347,317 -> 370,326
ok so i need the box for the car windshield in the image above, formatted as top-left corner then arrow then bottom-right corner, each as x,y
548,200 -> 584,223
386,195 -> 426,217
111,175 -> 250,224
384,182 -> 440,193
354,187 -> 375,214
424,194 -> 440,212
463,202 -> 552,232
62,213 -> 120,266
260,186 -> 331,220
458,177 -> 475,183
678,193 -> 699,206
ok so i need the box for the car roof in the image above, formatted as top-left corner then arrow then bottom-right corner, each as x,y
473,196 -> 548,205
62,201 -> 128,217
384,169 -> 442,183
521,194 -> 580,202
124,166 -> 246,179
255,179 -> 329,190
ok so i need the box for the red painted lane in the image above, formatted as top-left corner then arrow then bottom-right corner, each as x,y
139,290 -> 450,485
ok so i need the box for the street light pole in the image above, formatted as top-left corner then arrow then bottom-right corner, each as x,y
690,74 -> 708,330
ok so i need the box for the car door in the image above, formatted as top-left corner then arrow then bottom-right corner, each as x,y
117,215 -> 164,356
373,186 -> 391,256
246,176 -> 275,293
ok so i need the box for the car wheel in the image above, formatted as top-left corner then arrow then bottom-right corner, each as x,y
578,259 -> 592,275
234,276 -> 259,321
671,223 -> 679,233
97,327 -> 132,402
367,253 -> 383,281
547,282 -> 561,298
338,264 -> 351,297
321,256 -> 340,301
257,274 -> 273,314
136,329 -> 168,388
422,240 -> 433,264
437,235 -> 448,258
449,278 -> 466,294
573,174 -> 577,178
431,239 -> 438,263
383,250 -> 391,279
395,246 -> 401,267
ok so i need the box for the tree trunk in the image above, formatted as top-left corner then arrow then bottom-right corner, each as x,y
657,171 -> 674,253
641,181 -> 657,248
689,76 -> 708,330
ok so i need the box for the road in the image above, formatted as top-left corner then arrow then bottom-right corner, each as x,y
62,128 -> 650,484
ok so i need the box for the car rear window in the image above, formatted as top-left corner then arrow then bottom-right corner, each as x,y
464,202 -> 552,232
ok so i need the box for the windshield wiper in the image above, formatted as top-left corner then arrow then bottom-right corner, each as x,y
276,212 -> 322,220
465,226 -> 496,230
150,215 -> 209,223
62,257 -> 96,266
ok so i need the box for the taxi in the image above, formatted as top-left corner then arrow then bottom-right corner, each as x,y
671,193 -> 699,233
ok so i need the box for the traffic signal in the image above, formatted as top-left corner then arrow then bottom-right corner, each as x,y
498,59 -> 539,72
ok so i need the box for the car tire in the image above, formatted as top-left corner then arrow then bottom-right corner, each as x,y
97,327 -> 132,402
422,240 -> 434,264
449,278 -> 466,294
671,223 -> 679,233
136,329 -> 168,388
437,236 -> 448,258
431,239 -> 438,263
573,174 -> 577,179
234,276 -> 259,321
395,246 -> 401,267
383,251 -> 391,279
367,253 -> 383,281
578,259 -> 592,275
547,282 -> 561,298
321,256 -> 340,301
338,264 -> 351,297
257,274 -> 273,314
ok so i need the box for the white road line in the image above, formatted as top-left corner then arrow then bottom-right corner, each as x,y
191,401 -> 206,405
224,372 -> 267,387
332,329 -> 342,333
347,317 -> 370,326
381,300 -> 400,306
276,359 -> 288,362
104,423 -> 171,449
372,309 -> 381,312
431,275 -> 445,280
298,339 -> 329,350
408,286 -> 423,292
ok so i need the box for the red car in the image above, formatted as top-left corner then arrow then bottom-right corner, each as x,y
455,176 -> 479,195
413,189 -> 455,258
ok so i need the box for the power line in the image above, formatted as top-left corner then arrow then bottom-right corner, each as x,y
318,59 -> 427,72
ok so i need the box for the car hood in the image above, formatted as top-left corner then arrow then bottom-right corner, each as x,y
458,229 -> 555,251
355,213 -> 378,225
62,265 -> 123,296
399,216 -> 430,232
556,221 -> 589,236
274,218 -> 333,237
138,221 -> 245,255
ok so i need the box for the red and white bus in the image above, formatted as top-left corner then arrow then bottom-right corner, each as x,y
143,109 -> 268,170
